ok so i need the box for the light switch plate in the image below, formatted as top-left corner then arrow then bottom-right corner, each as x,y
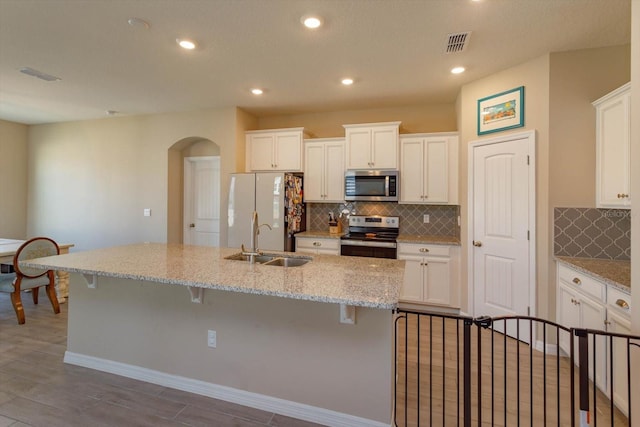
207,330 -> 216,348
423,214 -> 430,223
143,208 -> 151,217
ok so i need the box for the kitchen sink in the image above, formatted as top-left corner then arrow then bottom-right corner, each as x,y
262,257 -> 309,267
224,253 -> 310,267
224,253 -> 276,263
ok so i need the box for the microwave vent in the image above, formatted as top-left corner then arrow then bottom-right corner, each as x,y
445,32 -> 471,53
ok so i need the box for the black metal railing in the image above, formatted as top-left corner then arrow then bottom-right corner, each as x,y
394,308 -> 640,426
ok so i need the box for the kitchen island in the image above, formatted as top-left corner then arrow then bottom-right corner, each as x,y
21,243 -> 405,427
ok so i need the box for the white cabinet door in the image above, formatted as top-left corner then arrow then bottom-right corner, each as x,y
274,131 -> 303,171
580,294 -> 607,388
424,138 -> 448,203
607,309 -> 631,416
304,142 -> 325,201
345,129 -> 372,169
594,83 -> 631,208
399,255 -> 423,302
249,134 -> 275,171
324,141 -> 345,202
400,137 -> 424,203
424,257 -> 451,306
557,283 -> 581,356
371,125 -> 398,169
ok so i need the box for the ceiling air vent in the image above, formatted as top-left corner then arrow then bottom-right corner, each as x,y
445,32 -> 471,54
19,67 -> 61,82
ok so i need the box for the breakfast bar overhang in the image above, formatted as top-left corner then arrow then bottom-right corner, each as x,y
22,243 -> 405,427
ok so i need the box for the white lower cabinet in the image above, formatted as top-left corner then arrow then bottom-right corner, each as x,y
556,262 -> 632,415
295,236 -> 340,256
398,243 -> 459,308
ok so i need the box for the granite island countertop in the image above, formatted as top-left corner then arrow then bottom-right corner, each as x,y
20,243 -> 405,309
555,256 -> 630,293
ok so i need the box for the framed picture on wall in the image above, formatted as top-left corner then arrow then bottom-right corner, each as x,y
477,86 -> 525,135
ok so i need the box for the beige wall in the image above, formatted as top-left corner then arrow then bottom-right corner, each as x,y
0,120 -> 28,238
67,275 -> 394,424
257,103 -> 457,137
27,108 -> 243,251
457,54 -> 551,316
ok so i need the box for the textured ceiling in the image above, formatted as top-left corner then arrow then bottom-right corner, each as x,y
0,0 -> 631,125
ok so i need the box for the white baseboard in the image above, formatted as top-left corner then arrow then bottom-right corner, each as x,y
534,340 -> 558,355
64,352 -> 390,427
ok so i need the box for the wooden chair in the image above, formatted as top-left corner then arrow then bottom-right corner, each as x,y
0,237 -> 60,324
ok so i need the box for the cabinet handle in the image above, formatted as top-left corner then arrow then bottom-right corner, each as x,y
617,193 -> 629,198
605,320 -> 611,326
572,277 -> 581,285
420,262 -> 428,266
313,242 -> 321,246
616,299 -> 630,310
419,248 -> 429,253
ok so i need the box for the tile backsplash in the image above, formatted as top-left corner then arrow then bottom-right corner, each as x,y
554,207 -> 630,260
307,202 -> 459,237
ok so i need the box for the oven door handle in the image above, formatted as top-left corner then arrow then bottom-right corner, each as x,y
340,239 -> 397,249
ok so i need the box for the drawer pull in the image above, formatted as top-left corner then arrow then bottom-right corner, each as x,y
313,242 -> 321,246
419,248 -> 429,253
616,299 -> 630,310
572,277 -> 581,285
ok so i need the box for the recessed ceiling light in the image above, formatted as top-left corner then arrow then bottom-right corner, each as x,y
251,88 -> 264,95
451,66 -> 465,74
301,15 -> 323,29
341,78 -> 354,86
177,39 -> 197,50
127,17 -> 150,29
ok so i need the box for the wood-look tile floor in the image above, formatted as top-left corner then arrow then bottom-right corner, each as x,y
0,291 -> 324,427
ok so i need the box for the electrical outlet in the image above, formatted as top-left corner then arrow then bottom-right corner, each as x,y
207,330 -> 216,348
423,214 -> 430,224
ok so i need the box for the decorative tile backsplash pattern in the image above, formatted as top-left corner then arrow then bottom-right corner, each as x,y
308,202 -> 460,237
554,208 -> 630,260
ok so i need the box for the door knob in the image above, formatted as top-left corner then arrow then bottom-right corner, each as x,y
473,241 -> 482,247
189,223 -> 195,228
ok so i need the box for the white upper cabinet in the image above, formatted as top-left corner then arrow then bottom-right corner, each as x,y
343,122 -> 400,170
400,133 -> 458,204
593,83 -> 631,208
246,128 -> 305,172
304,138 -> 345,202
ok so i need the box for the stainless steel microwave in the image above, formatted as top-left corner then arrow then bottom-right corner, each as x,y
344,170 -> 399,202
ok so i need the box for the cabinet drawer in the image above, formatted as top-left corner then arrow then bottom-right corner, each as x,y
397,243 -> 450,257
607,286 -> 631,317
558,264 -> 605,302
296,238 -> 339,251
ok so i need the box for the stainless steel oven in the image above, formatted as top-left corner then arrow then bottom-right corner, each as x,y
340,215 -> 399,259
344,170 -> 399,202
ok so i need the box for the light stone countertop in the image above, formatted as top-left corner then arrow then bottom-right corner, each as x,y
555,256 -> 630,293
296,231 -> 343,239
396,234 -> 461,245
20,243 -> 405,309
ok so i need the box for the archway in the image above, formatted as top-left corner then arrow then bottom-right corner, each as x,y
167,137 -> 220,244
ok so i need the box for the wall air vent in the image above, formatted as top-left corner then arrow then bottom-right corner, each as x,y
19,67 -> 61,82
445,32 -> 471,53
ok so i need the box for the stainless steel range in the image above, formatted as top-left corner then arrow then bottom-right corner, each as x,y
340,215 -> 399,259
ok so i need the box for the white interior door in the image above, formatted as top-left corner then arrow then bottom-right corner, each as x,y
470,131 -> 535,343
184,156 -> 220,247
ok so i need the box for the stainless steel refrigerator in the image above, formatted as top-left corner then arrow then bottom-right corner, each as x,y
227,172 -> 305,252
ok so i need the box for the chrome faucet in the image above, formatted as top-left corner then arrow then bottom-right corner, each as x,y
241,211 -> 272,263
